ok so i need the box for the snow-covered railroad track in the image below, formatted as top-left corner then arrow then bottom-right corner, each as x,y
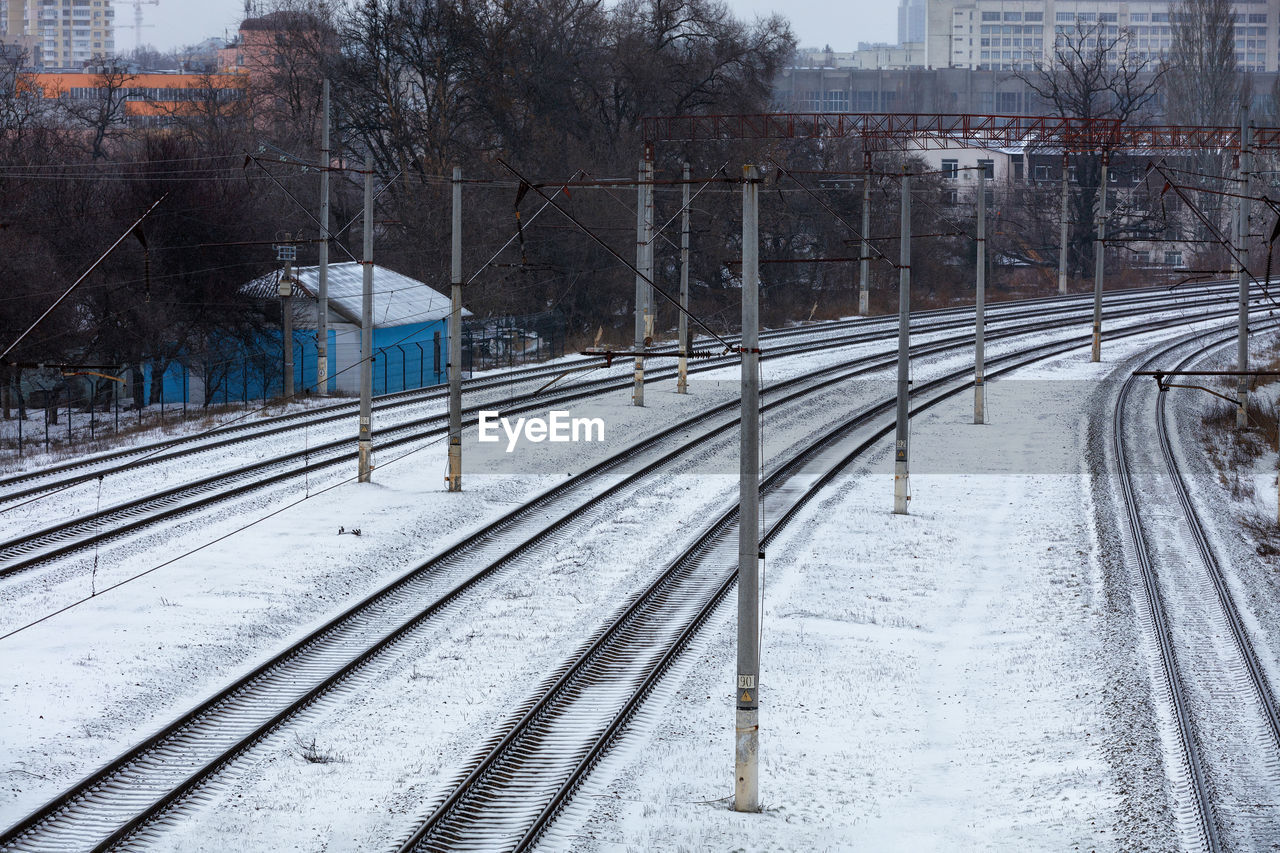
392,319 -> 1267,853
1113,330 -> 1280,852
0,307 -> 1243,852
0,281 -> 1239,514
0,290 -> 1239,584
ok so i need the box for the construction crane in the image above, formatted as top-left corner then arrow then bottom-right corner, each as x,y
116,0 -> 160,54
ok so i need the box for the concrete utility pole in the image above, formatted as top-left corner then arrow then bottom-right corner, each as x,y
316,78 -> 330,395
1237,107 -> 1252,429
358,158 -> 374,483
975,169 -> 986,425
735,164 -> 761,814
448,166 -> 463,490
678,162 -> 690,394
893,169 -> 911,515
1090,152 -> 1108,363
1058,153 -> 1069,296
280,251 -> 295,399
643,154 -> 655,344
860,149 -> 872,316
633,158 -> 647,406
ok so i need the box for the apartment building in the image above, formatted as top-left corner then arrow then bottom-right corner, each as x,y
0,0 -> 114,69
921,0 -> 1279,72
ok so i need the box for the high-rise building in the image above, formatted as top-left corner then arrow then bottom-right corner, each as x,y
899,0 -> 929,44
929,0 -> 1278,73
1,0 -> 114,69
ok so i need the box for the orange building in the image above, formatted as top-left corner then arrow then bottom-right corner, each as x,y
26,70 -> 248,119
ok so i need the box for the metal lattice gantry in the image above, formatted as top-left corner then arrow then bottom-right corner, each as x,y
640,112 -> 1280,153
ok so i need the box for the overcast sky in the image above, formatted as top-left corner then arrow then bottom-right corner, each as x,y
142,0 -> 897,54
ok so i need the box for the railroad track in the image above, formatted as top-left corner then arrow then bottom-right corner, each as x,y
393,318 -> 1274,851
1113,329 -> 1280,852
0,305 -> 1249,852
0,281 -> 1243,510
0,289 -> 1253,583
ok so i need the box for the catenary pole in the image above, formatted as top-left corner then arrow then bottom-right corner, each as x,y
316,78 -> 330,394
358,158 -> 374,483
894,168 -> 911,514
1090,152 -> 1108,362
281,255 -> 294,398
735,164 -> 761,813
1237,107 -> 1251,429
860,149 -> 872,316
448,166 -> 463,490
1058,153 -> 1069,296
644,153 -> 656,345
975,167 -> 986,424
633,157 -> 646,406
678,162 -> 690,394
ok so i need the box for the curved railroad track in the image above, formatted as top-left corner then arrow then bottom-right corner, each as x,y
0,288 -> 1252,583
1112,328 -> 1280,852
0,302 -> 1252,852
0,281 -> 1243,510
393,318 -> 1273,852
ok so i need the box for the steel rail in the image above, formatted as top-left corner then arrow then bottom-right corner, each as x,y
398,318 -> 1271,852
0,295 -> 1139,850
1,302 -> 1254,852
0,280 -> 1237,506
1155,352 -> 1280,751
0,289 -> 1240,581
1113,340 -> 1235,853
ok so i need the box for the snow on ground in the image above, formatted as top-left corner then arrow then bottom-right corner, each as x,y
0,302 -> 1243,848
559,329 -> 1199,852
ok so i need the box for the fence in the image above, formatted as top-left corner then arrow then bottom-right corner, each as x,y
0,312 -> 568,458
462,310 -> 566,374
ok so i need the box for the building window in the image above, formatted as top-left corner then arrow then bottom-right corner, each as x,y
982,11 -> 1000,21
823,90 -> 849,112
1164,251 -> 1183,266
977,159 -> 994,179
1024,11 -> 1043,21
941,159 -> 959,179
1004,11 -> 1021,20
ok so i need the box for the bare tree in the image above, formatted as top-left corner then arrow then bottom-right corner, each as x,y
1016,21 -> 1164,278
1165,0 -> 1239,127
1163,0 -> 1240,267
56,65 -> 138,160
